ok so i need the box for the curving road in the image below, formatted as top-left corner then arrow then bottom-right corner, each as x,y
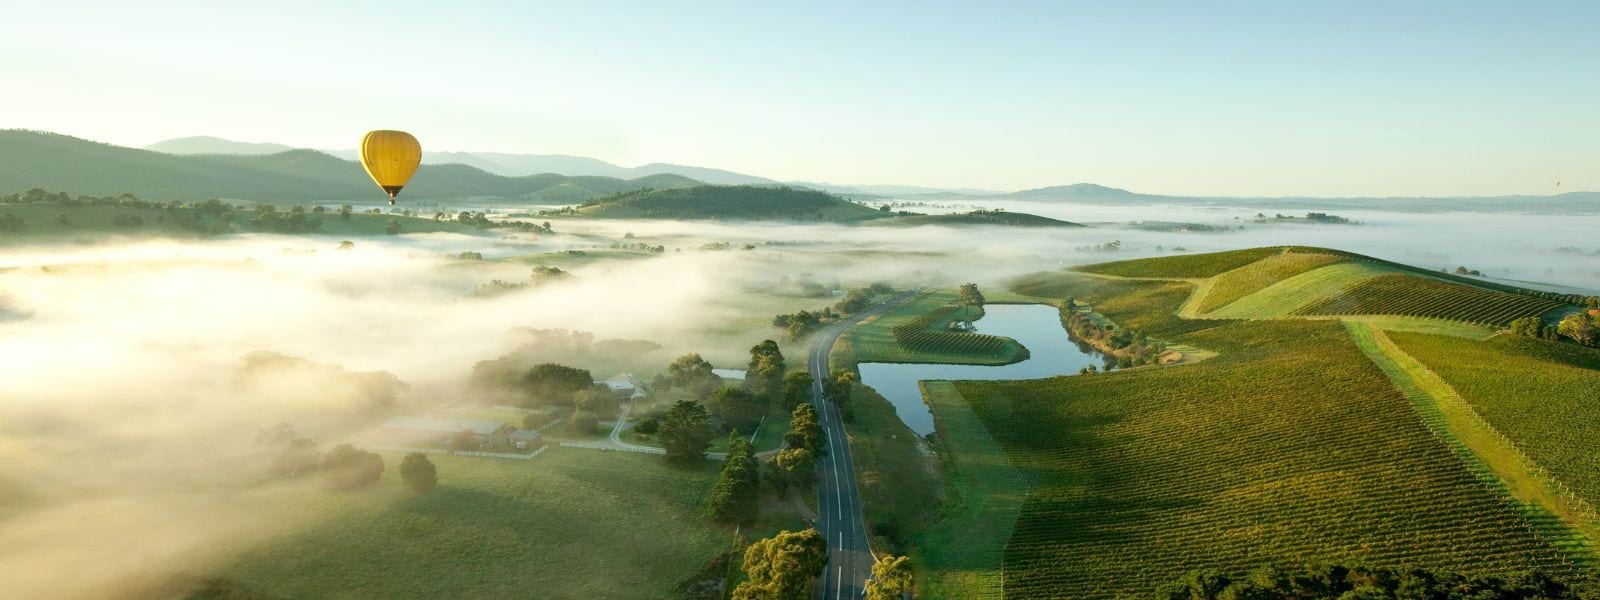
808,290 -> 920,599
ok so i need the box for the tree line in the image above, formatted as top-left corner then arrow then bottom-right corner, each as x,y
1156,563 -> 1599,599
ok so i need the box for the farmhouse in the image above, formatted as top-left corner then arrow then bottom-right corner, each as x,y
603,373 -> 646,400
508,428 -> 543,450
379,416 -> 514,450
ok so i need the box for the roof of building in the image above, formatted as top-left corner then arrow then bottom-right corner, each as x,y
380,416 -> 508,436
508,429 -> 542,441
603,374 -> 641,391
712,368 -> 746,380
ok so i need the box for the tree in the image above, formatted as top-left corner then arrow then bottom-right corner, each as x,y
451,429 -> 479,451
521,411 -> 553,430
730,528 -> 829,600
770,447 -> 816,493
660,400 -> 714,463
1510,316 -> 1544,338
522,363 -> 594,406
958,282 -> 986,320
337,240 -> 354,250
321,444 -> 383,490
781,371 -> 813,410
399,452 -> 437,494
576,387 -> 621,419
339,204 -> 353,221
566,410 -> 600,436
745,340 -> 786,401
384,218 -> 401,235
710,434 -> 760,524
864,555 -> 913,600
784,403 -> 826,456
708,386 -> 765,432
1558,312 -> 1599,347
667,353 -> 721,398
269,436 -> 320,478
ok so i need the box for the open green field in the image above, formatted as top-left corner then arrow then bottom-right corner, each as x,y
224,449 -> 726,600
0,202 -> 223,242
1194,250 -> 1347,313
911,381 -> 1028,600
844,383 -> 942,552
950,319 -> 1575,598
840,289 -> 1025,367
1203,260 -> 1402,319
1389,332 -> 1600,513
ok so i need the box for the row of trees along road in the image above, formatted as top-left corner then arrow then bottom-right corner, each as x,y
729,527 -> 913,600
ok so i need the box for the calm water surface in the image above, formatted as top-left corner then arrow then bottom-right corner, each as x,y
857,303 -> 1105,437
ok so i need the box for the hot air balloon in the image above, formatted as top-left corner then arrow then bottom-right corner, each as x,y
359,130 -> 421,205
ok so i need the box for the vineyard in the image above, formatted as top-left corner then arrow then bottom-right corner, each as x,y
1195,251 -> 1347,313
951,320 -> 1579,598
1293,274 -> 1563,326
890,305 -> 1013,358
1390,331 -> 1600,512
842,290 -> 1025,366
1075,247 -> 1281,279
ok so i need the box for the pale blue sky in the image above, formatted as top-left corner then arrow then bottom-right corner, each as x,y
3,1 -> 1595,195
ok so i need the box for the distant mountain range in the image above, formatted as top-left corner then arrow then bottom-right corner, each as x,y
1,131 -> 701,204
5,131 -> 1593,213
143,135 -> 779,186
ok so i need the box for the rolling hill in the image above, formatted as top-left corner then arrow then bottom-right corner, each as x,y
575,185 -> 888,222
907,248 -> 1600,596
863,210 -> 1083,228
2,130 -> 700,204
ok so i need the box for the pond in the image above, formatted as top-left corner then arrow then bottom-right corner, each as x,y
857,303 -> 1108,437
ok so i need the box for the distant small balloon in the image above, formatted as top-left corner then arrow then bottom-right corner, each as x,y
359,130 -> 421,205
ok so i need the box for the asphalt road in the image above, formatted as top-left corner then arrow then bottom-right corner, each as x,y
808,290 -> 920,599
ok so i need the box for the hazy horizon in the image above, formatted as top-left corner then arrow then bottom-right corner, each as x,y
3,1 -> 1596,197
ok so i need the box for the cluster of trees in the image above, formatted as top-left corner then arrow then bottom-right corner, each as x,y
1510,313 -> 1600,347
836,283 -> 894,314
730,528 -> 828,600
1061,299 -> 1165,368
1075,240 -> 1124,252
771,308 -> 836,341
1155,564 -> 1600,599
246,204 -> 324,233
772,274 -> 840,298
660,399 -> 715,463
259,424 -> 438,494
724,528 -> 915,600
662,352 -> 724,399
822,370 -> 857,422
609,241 -> 667,253
0,212 -> 25,232
472,266 -> 574,297
770,403 -> 825,494
709,435 -> 760,524
1453,265 -> 1484,276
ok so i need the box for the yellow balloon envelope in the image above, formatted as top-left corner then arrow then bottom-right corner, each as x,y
359,130 -> 421,204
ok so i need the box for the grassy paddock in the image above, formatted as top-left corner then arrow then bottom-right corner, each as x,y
843,383 -> 942,552
912,381 -> 1028,600
225,449 -> 725,600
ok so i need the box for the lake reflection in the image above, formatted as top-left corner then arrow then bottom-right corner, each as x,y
857,303 -> 1106,437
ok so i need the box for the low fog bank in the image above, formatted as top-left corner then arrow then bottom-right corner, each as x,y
1,207 -> 1595,597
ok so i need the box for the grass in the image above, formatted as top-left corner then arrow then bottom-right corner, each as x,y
1294,273 -> 1563,326
1388,331 -> 1600,514
1346,322 -> 1597,562
1005,270 -> 1151,303
1341,314 -> 1497,340
912,381 -> 1028,600
842,383 -> 942,553
1075,247 -> 1281,279
950,318 -> 1575,598
840,290 -> 1025,367
225,449 -> 726,600
1195,251 -> 1347,313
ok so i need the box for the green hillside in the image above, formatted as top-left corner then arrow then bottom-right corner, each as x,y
952,319 -> 1578,597
575,185 -> 889,222
864,210 -> 1083,227
0,130 -> 700,204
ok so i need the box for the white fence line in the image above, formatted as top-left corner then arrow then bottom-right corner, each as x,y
560,441 -> 667,455
370,445 -> 547,461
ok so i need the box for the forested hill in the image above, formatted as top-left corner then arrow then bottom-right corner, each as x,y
575,185 -> 889,222
0,130 -> 701,204
864,209 -> 1084,227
